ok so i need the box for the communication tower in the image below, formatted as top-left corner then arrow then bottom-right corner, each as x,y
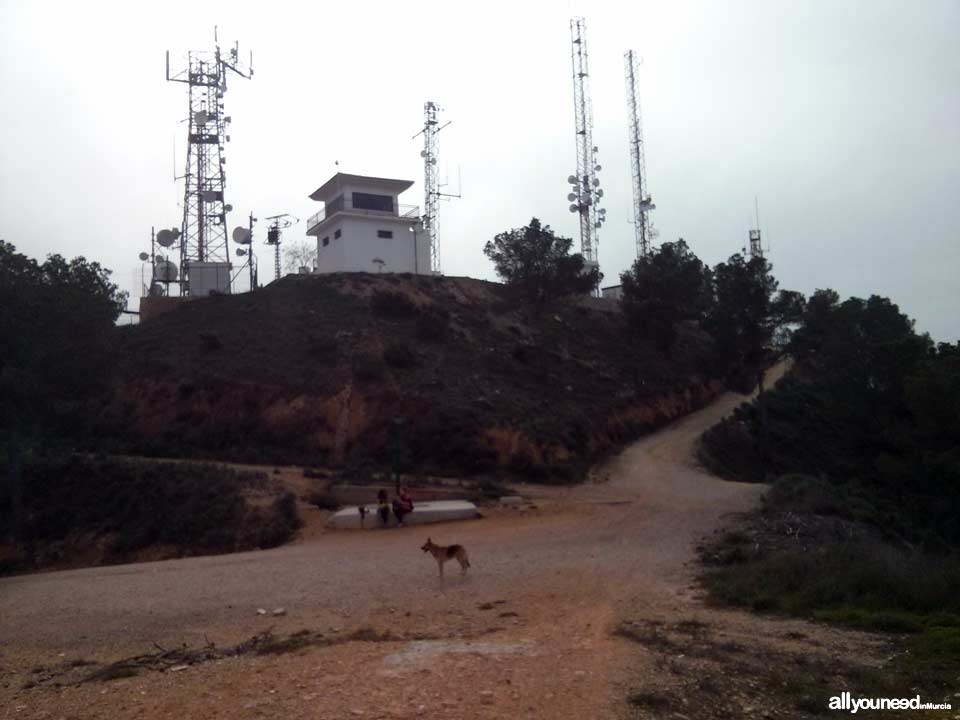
747,198 -> 766,260
566,17 -> 607,288
264,214 -> 298,283
231,213 -> 257,290
624,50 -> 657,258
413,101 -> 459,275
166,29 -> 253,295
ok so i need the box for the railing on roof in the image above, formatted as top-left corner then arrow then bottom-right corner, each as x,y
307,201 -> 420,232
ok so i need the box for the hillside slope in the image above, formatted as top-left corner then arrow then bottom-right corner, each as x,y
99,273 -> 721,479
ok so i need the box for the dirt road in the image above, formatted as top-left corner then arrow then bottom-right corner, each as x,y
0,364 -> 890,719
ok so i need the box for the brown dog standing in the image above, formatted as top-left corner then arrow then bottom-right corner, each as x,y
421,538 -> 470,578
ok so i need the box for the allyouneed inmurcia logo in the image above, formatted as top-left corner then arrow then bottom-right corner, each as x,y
829,692 -> 952,713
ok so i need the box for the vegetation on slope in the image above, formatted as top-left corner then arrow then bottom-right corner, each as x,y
698,290 -> 960,690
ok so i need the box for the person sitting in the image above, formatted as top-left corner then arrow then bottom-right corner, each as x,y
377,489 -> 391,527
392,486 -> 414,527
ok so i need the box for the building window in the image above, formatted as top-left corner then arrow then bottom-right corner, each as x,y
334,229 -> 342,239
351,192 -> 394,213
377,230 -> 393,239
322,237 -> 329,247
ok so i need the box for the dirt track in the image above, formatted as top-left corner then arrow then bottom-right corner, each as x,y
0,363 -> 892,719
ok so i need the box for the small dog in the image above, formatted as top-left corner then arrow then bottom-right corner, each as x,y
421,537 -> 470,578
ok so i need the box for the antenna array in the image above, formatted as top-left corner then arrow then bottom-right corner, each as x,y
166,30 -> 252,295
748,198 -> 764,259
414,101 -> 457,275
567,18 -> 606,286
264,213 -> 298,283
624,50 -> 657,258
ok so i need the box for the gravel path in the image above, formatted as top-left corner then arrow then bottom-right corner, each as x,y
3,362 -> 883,719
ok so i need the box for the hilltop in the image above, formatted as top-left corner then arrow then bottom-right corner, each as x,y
98,272 -> 721,480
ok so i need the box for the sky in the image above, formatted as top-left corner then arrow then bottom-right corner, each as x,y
1,0 -> 957,341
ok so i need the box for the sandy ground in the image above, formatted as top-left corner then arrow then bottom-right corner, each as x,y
0,363 -> 899,719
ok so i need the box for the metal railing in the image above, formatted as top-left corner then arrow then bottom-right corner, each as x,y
307,201 -> 420,232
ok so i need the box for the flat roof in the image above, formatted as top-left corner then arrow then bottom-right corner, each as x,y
309,173 -> 414,202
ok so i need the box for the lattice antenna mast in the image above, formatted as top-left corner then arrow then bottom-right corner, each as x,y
166,29 -> 253,295
413,101 -> 456,275
748,197 -> 764,259
567,18 -> 607,282
265,214 -> 298,283
624,50 -> 657,258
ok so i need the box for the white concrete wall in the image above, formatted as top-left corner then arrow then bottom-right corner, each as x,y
315,215 -> 429,274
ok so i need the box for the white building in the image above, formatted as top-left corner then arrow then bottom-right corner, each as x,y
601,284 -> 624,301
305,173 -> 429,275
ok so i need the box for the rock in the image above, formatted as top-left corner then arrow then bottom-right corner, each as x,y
573,670 -> 586,679
272,608 -> 287,616
169,665 -> 189,672
351,711 -> 365,717
499,496 -> 524,506
256,608 -> 267,615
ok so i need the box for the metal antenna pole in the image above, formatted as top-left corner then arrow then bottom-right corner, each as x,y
748,197 -> 763,259
567,18 -> 606,290
414,101 -> 455,275
166,34 -> 252,295
624,50 -> 657,258
265,214 -> 298,284
248,212 -> 257,290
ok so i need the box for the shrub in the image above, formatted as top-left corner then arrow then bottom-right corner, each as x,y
370,290 -> 418,318
199,332 -> 222,352
353,353 -> 385,384
383,341 -> 417,369
307,491 -> 340,511
305,333 -> 338,356
0,455 -> 298,573
416,308 -> 450,341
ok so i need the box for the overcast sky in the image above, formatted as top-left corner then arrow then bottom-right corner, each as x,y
1,0 -> 957,340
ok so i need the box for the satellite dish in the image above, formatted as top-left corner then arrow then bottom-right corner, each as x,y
171,228 -> 181,239
567,193 -> 577,202
592,146 -> 598,153
429,157 -> 437,165
155,260 -> 179,282
236,248 -> 247,256
595,164 -> 602,171
156,229 -> 175,247
592,178 -> 600,187
194,111 -> 209,125
420,150 -> 427,158
569,204 -> 579,213
567,175 -> 578,184
595,222 -> 601,229
232,227 -> 252,244
597,189 -> 604,198
599,208 -> 607,215
224,203 -> 233,212
155,254 -> 165,263
138,252 -> 149,261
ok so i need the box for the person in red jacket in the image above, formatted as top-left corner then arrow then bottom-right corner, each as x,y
392,486 -> 414,527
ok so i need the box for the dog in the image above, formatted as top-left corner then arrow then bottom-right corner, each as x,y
421,537 -> 470,578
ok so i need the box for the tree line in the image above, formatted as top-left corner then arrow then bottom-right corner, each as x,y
484,217 -> 804,387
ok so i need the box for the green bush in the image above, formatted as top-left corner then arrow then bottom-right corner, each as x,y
370,289 -> 418,318
704,540 -> 960,621
0,455 -> 299,573
353,353 -> 385,383
307,491 -> 340,511
382,341 -> 417,369
415,307 -> 450,341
